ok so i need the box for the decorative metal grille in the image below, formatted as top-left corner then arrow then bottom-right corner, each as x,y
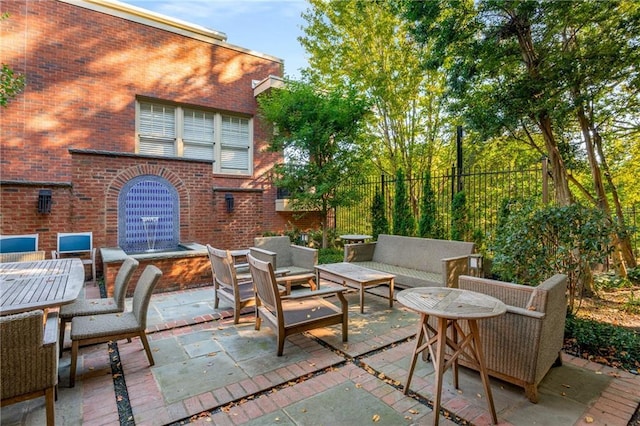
118,175 -> 179,253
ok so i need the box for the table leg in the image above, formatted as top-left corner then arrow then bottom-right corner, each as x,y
404,313 -> 427,395
359,282 -> 365,314
388,278 -> 394,308
468,319 -> 499,424
431,317 -> 448,426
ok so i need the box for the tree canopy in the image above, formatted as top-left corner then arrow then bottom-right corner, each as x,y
257,80 -> 370,248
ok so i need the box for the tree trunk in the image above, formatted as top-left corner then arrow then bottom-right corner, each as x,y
592,127 -> 637,269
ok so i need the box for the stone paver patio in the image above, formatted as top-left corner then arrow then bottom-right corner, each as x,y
2,283 -> 639,426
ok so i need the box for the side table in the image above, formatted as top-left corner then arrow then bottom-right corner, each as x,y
397,287 -> 506,425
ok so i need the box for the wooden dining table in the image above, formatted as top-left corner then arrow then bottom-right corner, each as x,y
0,258 -> 85,315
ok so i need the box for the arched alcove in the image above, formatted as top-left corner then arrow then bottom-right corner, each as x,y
118,175 -> 180,253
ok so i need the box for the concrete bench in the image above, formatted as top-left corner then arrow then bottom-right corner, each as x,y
343,234 -> 476,288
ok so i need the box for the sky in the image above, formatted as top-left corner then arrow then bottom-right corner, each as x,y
121,0 -> 310,79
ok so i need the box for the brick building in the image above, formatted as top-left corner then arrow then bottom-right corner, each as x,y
1,0 -> 321,280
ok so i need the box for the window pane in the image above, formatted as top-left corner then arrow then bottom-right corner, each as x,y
139,137 -> 175,156
221,116 -> 249,147
184,142 -> 214,160
184,109 -> 214,142
139,102 -> 176,138
221,115 -> 250,171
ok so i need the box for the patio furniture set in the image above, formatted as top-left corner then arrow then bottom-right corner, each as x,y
0,232 -> 568,426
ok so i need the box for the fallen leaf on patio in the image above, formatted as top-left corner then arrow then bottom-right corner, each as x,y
608,372 -> 621,378
90,301 -> 99,305
116,313 -> 122,317
88,367 -> 94,371
301,408 -> 307,413
355,383 -> 362,388
527,306 -> 537,311
561,392 -> 566,396
476,393 -> 482,398
113,373 -> 121,378
108,348 -> 114,354
405,416 -> 412,420
372,414 -> 380,422
457,390 -> 463,394
153,348 -> 159,352
205,418 -> 212,422
345,387 -> 350,391
584,416 -> 594,423
218,326 -> 224,330
378,373 -> 386,379
561,384 -> 571,388
309,362 -> 316,367
117,395 -> 123,401
207,352 -> 217,357
595,371 -> 602,375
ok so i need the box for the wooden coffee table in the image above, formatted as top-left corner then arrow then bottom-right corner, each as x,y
315,262 -> 394,313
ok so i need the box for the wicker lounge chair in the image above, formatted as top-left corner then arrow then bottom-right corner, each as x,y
0,250 -> 46,263
441,274 -> 568,403
1,310 -> 59,426
247,253 -> 348,356
69,265 -> 162,387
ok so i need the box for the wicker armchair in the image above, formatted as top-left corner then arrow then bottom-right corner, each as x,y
1,310 -> 59,426
0,250 -> 46,263
250,236 -> 317,276
449,274 -> 568,403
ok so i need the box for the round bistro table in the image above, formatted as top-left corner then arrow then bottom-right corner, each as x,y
397,287 -> 507,426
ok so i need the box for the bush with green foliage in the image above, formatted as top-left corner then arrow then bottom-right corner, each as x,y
318,247 -> 344,264
491,200 -> 613,312
371,188 -> 389,240
628,267 -> 640,284
418,171 -> 444,238
450,191 -> 470,241
392,169 -> 415,236
565,314 -> 640,371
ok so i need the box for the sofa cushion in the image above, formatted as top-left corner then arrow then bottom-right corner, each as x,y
350,261 -> 442,288
372,235 -> 475,272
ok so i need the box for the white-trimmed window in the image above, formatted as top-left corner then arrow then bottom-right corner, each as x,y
137,100 -> 253,175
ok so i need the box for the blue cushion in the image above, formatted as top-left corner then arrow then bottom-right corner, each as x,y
59,235 -> 91,253
0,237 -> 37,253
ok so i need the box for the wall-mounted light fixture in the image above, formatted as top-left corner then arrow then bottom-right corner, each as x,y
224,193 -> 234,213
468,254 -> 484,277
38,189 -> 52,214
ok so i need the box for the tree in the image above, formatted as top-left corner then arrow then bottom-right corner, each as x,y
402,0 -> 638,269
300,0 -> 451,207
257,80 -> 370,248
392,169 -> 415,236
450,191 -> 470,241
371,188 -> 389,240
1,13 -> 25,107
418,170 -> 443,238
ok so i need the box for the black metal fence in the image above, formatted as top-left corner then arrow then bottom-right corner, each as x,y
335,162 -> 640,256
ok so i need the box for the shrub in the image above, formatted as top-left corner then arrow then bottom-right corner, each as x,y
450,191 -> 470,241
371,188 -> 389,240
565,314 -> 640,371
491,201 -> 613,312
392,169 -> 415,236
418,171 -> 443,238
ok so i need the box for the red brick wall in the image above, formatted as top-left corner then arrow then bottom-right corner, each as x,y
0,0 -> 323,265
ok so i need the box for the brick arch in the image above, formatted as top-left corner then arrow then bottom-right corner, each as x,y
105,165 -> 190,247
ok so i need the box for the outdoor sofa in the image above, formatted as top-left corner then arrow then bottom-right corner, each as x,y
343,234 -> 476,288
